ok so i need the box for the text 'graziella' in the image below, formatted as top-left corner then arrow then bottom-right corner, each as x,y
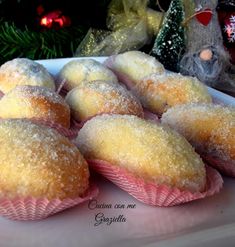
87,199 -> 136,226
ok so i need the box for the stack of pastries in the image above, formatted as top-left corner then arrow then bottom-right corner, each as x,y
104,51 -> 234,178
0,58 -> 97,220
0,58 -> 73,130
0,50 -> 232,217
56,52 -> 224,205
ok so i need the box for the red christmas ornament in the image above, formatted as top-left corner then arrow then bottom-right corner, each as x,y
195,8 -> 213,26
40,10 -> 71,29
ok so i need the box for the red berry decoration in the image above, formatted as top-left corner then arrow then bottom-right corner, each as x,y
40,10 -> 71,29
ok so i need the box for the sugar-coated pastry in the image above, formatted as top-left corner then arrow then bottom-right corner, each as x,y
105,51 -> 165,85
162,103 -> 235,170
65,80 -> 144,122
0,119 -> 89,199
133,73 -> 212,115
58,59 -> 118,91
76,114 -> 206,192
0,85 -> 70,128
0,58 -> 55,94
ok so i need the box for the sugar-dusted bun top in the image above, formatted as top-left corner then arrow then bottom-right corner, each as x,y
9,85 -> 66,104
162,103 -> 235,161
0,119 -> 89,199
0,85 -> 71,128
65,80 -> 144,122
107,51 -> 165,82
58,59 -> 118,91
0,58 -> 55,93
135,73 -> 212,115
76,114 -> 206,192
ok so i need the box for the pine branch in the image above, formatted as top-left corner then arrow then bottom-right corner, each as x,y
0,20 -> 87,64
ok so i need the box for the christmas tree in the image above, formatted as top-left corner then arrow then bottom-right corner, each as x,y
151,0 -> 185,72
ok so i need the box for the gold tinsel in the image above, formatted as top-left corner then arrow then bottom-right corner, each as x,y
75,0 -> 163,57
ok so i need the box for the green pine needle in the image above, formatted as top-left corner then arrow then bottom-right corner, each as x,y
0,20 -> 87,64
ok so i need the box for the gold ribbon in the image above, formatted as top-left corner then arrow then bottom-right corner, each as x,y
75,0 -> 163,57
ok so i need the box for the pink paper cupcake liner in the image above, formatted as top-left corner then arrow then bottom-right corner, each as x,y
0,183 -> 99,221
143,109 -> 159,122
57,84 -> 69,98
71,118 -> 84,132
202,155 -> 235,177
59,88 -> 69,98
56,79 -> 67,94
88,159 -> 223,207
55,76 -> 69,97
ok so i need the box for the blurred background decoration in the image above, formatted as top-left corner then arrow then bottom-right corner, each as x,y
0,0 -> 234,94
217,0 -> 235,64
0,0 -> 171,65
75,0 -> 164,57
0,0 -> 110,64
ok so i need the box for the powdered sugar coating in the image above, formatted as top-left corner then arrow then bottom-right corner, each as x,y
105,51 -> 165,83
0,58 -> 55,93
12,85 -> 66,105
0,85 -> 71,128
162,103 -> 235,164
65,80 -> 144,122
58,59 -> 118,91
133,73 -> 212,115
76,114 -> 206,192
0,119 -> 89,199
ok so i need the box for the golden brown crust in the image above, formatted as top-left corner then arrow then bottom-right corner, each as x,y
58,59 -> 118,91
107,51 -> 165,83
76,114 -> 206,192
0,85 -> 71,128
0,119 -> 89,199
162,103 -> 235,163
134,73 -> 212,115
0,58 -> 55,93
65,80 -> 144,122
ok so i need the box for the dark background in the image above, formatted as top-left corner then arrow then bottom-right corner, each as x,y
0,0 -> 172,30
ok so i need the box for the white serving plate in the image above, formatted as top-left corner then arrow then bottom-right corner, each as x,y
0,57 -> 234,247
